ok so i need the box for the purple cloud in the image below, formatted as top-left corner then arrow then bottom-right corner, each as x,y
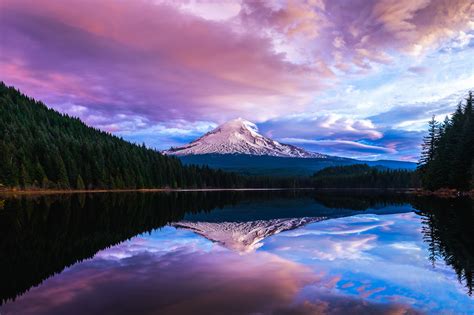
280,138 -> 396,158
259,114 -> 382,141
0,0 -> 471,159
0,0 -> 328,125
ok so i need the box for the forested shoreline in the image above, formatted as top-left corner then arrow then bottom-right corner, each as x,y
3,82 -> 472,193
418,91 -> 473,191
312,164 -> 420,189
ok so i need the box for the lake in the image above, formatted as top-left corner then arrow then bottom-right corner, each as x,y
0,191 -> 473,314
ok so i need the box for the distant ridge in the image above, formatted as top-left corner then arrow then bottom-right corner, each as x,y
178,153 -> 417,177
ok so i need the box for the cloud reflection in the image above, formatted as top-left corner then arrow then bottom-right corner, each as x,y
1,226 -> 423,315
261,213 -> 474,313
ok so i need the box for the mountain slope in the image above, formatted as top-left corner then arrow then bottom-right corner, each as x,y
164,118 -> 327,158
0,83 -> 246,189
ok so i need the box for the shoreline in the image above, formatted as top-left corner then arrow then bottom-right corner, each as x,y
408,188 -> 474,199
0,187 -> 472,198
0,187 -> 314,196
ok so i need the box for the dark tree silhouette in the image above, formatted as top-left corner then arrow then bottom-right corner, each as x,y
418,91 -> 474,191
311,164 -> 420,188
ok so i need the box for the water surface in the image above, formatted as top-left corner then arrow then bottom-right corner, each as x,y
0,191 -> 472,314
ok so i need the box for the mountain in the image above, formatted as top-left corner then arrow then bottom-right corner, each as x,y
164,118 -> 416,176
164,118 -> 327,158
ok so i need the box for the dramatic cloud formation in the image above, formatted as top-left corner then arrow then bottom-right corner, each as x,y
0,0 -> 472,159
260,114 -> 383,140
0,0 -> 325,121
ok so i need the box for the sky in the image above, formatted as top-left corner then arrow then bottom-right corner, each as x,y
0,0 -> 473,161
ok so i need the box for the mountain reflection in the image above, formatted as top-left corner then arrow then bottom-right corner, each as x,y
0,191 -> 473,306
173,217 -> 325,253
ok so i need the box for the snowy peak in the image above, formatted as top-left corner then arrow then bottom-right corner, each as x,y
164,118 -> 327,158
218,118 -> 260,136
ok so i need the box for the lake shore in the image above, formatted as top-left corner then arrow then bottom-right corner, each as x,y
409,188 -> 474,198
0,187 -> 314,197
1,187 -> 472,198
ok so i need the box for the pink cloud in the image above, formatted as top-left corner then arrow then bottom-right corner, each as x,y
240,0 -> 473,70
1,0 -> 471,124
0,0 -> 327,124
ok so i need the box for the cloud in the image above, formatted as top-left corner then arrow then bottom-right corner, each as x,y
0,0 -> 327,125
277,216 -> 394,260
239,0 -> 328,40
407,66 -> 429,75
369,91 -> 470,130
115,120 -> 217,150
259,114 -> 383,141
0,0 -> 472,159
256,89 -> 470,160
1,0 -> 471,125
240,0 -> 473,71
280,138 -> 396,158
368,129 -> 424,161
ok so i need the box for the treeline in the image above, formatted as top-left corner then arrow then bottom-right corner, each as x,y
418,92 -> 473,191
311,164 -> 420,189
0,82 -> 308,190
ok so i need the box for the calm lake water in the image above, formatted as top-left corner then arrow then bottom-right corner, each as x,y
0,191 -> 473,314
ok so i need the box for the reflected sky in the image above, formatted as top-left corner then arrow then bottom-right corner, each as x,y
2,212 -> 473,315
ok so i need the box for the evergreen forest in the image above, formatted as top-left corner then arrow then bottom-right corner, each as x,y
418,92 -> 474,191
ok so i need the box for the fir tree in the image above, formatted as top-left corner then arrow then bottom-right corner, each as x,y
55,156 -> 70,189
418,91 -> 474,191
418,115 -> 438,168
418,115 -> 439,189
76,175 -> 85,190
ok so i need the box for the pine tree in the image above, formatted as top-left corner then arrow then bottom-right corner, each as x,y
76,175 -> 85,190
41,176 -> 50,189
55,156 -> 70,189
418,115 -> 438,167
34,161 -> 46,186
19,164 -> 31,188
418,116 -> 439,189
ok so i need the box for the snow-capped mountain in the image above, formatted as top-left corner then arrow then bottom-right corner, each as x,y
164,118 -> 327,158
172,217 -> 325,253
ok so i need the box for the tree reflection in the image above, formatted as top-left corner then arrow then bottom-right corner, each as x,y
0,191 -> 251,304
413,197 -> 474,296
